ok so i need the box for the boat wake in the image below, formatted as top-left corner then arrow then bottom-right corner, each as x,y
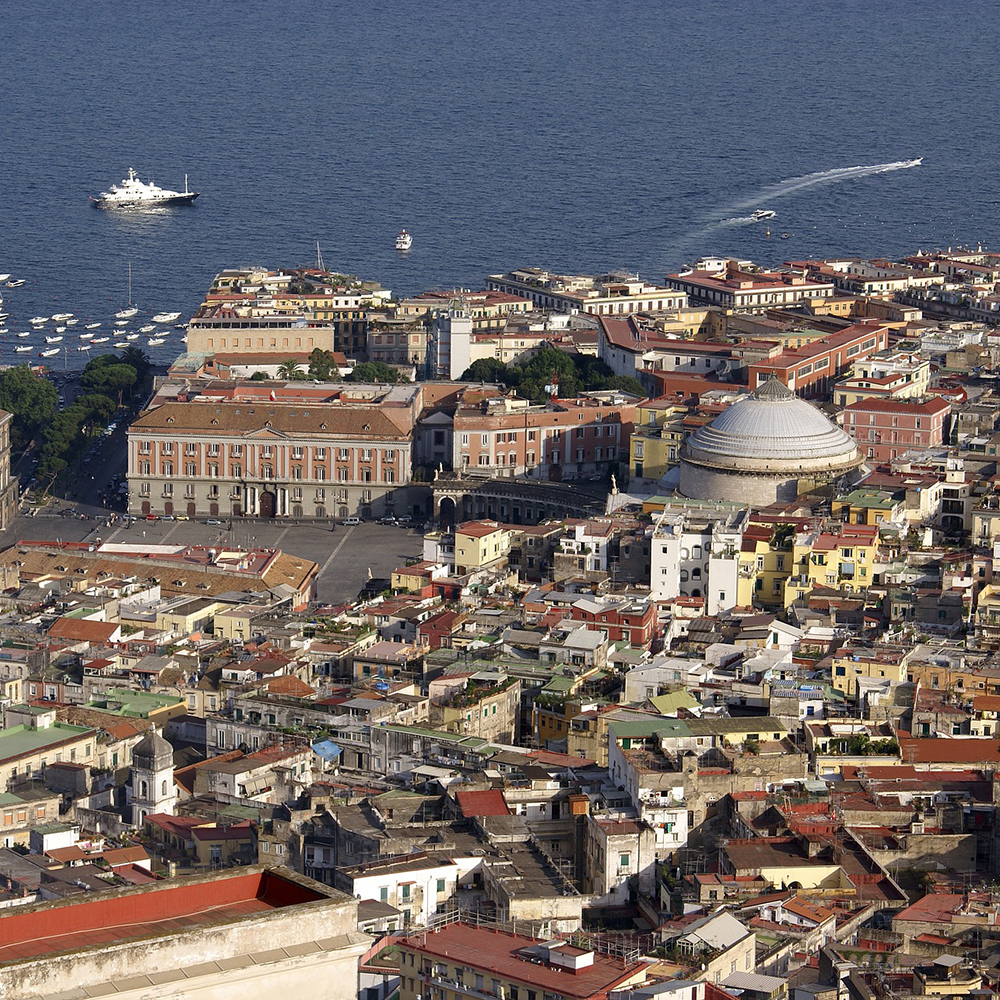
730,158 -> 922,212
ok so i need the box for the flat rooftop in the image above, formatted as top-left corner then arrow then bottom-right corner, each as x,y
0,867 -> 328,965
0,723 -> 95,765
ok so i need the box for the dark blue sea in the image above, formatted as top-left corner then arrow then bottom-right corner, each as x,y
2,0 -> 997,369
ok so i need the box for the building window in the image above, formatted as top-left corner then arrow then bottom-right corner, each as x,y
185,462 -> 196,476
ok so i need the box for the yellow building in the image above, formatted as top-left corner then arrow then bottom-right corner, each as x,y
213,604 -> 267,642
833,352 -> 931,407
831,489 -> 906,526
630,399 -> 688,482
155,597 -> 228,636
454,520 -> 511,575
0,708 -> 98,789
831,643 -> 910,698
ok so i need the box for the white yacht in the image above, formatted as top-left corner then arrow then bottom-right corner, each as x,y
116,307 -> 138,319
750,209 -> 776,221
91,168 -> 200,209
40,348 -> 59,358
139,324 -> 155,333
45,335 -> 63,344
65,318 -> 78,326
6,279 -> 24,288
153,311 -> 181,323
147,337 -> 165,346
395,229 -> 412,251
0,274 -> 10,284
14,346 -> 32,353
51,312 -> 73,322
29,316 -> 47,324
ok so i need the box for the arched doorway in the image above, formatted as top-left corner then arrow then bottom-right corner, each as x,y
259,491 -> 276,518
439,497 -> 456,525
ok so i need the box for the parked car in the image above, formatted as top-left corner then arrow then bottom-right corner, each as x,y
342,516 -> 362,526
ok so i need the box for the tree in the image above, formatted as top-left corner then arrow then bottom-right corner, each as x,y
347,361 -> 402,384
307,348 -> 339,381
602,375 -> 647,397
81,362 -> 137,407
460,358 -> 517,386
118,346 -> 151,383
0,365 -> 58,449
249,371 -> 270,381
277,359 -> 303,380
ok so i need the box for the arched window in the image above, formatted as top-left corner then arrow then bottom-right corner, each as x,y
139,780 -> 148,798
161,780 -> 168,797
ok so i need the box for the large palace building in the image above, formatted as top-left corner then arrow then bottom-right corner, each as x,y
127,381 -> 418,520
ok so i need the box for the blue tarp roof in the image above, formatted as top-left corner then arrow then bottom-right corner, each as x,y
311,739 -> 343,761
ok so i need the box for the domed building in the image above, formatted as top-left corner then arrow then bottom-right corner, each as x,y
679,378 -> 862,505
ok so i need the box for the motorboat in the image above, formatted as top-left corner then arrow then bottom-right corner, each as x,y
114,319 -> 129,326
91,167 -> 200,209
14,346 -> 32,353
16,332 -> 29,338
115,307 -> 138,319
51,312 -> 73,322
153,311 -> 181,323
85,322 -> 101,329
79,332 -> 94,340
139,324 -> 155,333
6,279 -> 24,288
174,323 -> 186,329
0,329 -> 6,335
395,229 -> 412,250
750,209 -> 776,221
0,274 -> 10,283
125,333 -> 139,341
29,316 -> 47,324
45,335 -> 63,344
77,345 -> 91,352
114,341 -> 128,348
147,337 -> 165,346
66,318 -> 78,326
40,348 -> 59,358
92,337 -> 110,344
55,326 -> 66,333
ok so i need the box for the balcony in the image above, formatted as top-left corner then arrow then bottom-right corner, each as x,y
421,973 -> 500,1000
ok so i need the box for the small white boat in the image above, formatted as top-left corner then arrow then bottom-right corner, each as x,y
79,332 -> 94,340
125,333 -> 139,341
174,323 -> 186,329
50,312 -> 74,322
0,328 -> 7,335
115,306 -> 138,319
55,326 -> 66,333
77,345 -> 91,352
65,318 -> 78,326
6,279 -> 24,288
29,316 -> 48,324
147,337 -> 165,346
40,348 -> 59,358
0,274 -> 10,284
114,341 -> 128,348
16,331 -> 29,338
45,336 -> 63,344
180,335 -> 188,343
15,346 -> 32,353
114,319 -> 129,326
395,229 -> 412,250
139,324 -> 155,333
85,322 -> 101,329
92,336 -> 110,344
750,209 -> 776,221
153,311 -> 181,323
0,314 -> 7,322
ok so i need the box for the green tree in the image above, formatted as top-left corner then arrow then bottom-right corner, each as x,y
118,346 -> 151,383
81,362 -> 137,407
347,361 -> 402,384
249,371 -> 270,381
307,348 -> 339,381
603,375 -> 647,397
461,358 -> 518,386
277,359 -> 303,380
0,365 -> 58,449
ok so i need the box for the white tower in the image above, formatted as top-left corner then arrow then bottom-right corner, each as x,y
130,729 -> 177,825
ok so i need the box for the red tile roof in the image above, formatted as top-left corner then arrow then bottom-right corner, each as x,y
456,789 -> 510,818
47,618 -> 119,643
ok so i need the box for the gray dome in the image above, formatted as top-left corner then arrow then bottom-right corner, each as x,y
682,378 -> 859,473
132,729 -> 173,769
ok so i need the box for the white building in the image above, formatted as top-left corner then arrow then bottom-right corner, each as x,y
428,309 -> 473,379
650,507 -> 748,614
